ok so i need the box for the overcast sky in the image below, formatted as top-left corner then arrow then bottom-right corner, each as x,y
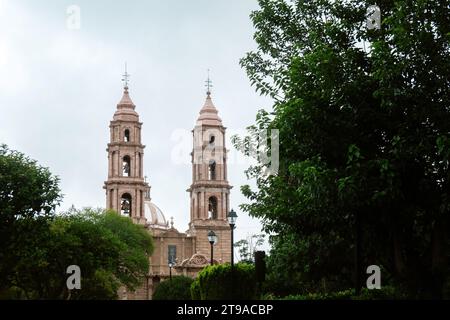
0,0 -> 273,252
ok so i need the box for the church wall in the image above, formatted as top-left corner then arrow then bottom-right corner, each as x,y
121,229 -> 197,300
192,226 -> 231,264
149,232 -> 195,278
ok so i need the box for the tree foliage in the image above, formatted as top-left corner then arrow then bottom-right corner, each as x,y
0,144 -> 61,291
234,234 -> 265,263
153,276 -> 193,300
10,208 -> 153,299
193,263 -> 256,300
236,0 -> 450,298
0,144 -> 154,299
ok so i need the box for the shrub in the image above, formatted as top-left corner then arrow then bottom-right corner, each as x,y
280,286 -> 407,300
260,292 -> 277,300
190,278 -> 201,300
153,276 -> 193,300
355,286 -> 408,300
281,289 -> 354,300
196,263 -> 256,300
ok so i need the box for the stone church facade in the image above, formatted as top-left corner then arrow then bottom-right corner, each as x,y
103,81 -> 232,299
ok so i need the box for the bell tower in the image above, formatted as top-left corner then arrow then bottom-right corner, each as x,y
187,79 -> 232,263
104,69 -> 149,225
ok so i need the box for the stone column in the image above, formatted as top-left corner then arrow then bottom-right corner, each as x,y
118,190 -> 121,214
140,153 -> 143,178
201,192 -> 205,220
160,238 -> 164,275
190,196 -> 194,221
108,154 -> 111,178
221,191 -> 225,220
135,188 -> 140,218
118,151 -> 121,177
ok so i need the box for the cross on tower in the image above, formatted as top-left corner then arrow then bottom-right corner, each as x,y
122,63 -> 130,89
205,69 -> 213,95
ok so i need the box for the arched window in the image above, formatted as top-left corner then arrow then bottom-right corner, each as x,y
121,193 -> 132,216
208,160 -> 216,180
208,196 -> 218,219
124,129 -> 130,142
123,156 -> 131,177
209,135 -> 216,157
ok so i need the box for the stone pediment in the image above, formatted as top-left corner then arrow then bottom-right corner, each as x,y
161,227 -> 186,237
178,253 -> 218,268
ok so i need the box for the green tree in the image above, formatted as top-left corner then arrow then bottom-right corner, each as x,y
234,234 -> 265,263
0,145 -> 154,299
8,208 -> 153,299
0,144 -> 61,291
236,0 -> 450,298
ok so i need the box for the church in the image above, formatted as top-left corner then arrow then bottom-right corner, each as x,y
103,74 -> 233,299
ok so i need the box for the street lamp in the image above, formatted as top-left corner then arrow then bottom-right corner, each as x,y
168,261 -> 173,281
227,209 -> 237,298
227,209 -> 237,268
208,230 -> 218,266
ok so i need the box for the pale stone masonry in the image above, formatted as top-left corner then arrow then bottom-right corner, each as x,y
104,85 -> 149,226
104,84 -> 232,299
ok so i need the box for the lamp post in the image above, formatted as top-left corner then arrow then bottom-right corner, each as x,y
227,209 -> 238,267
168,261 -> 173,281
208,230 -> 218,266
227,209 -> 237,298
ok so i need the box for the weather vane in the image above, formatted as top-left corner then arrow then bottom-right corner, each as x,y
205,68 -> 213,95
122,62 -> 130,88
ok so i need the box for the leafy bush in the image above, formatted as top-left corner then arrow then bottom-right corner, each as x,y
153,276 -> 193,300
281,289 -> 354,300
190,278 -> 201,300
196,263 -> 256,300
281,286 -> 407,300
0,287 -> 28,300
260,292 -> 277,300
355,286 -> 408,300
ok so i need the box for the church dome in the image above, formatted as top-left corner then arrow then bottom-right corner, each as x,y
144,200 -> 169,229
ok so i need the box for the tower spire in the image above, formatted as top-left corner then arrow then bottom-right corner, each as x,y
117,63 -> 135,108
122,62 -> 130,91
205,68 -> 213,96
